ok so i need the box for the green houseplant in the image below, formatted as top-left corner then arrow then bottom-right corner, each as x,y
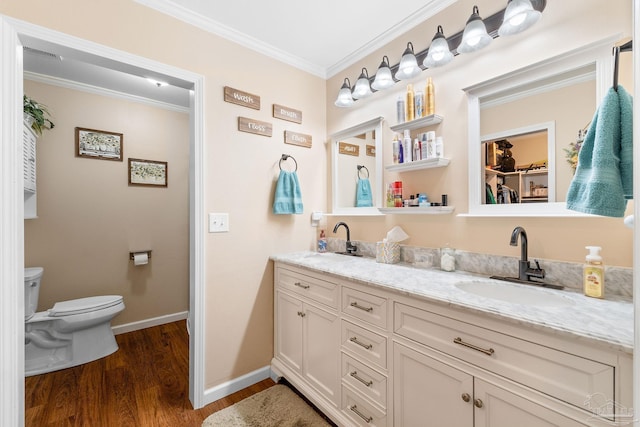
23,95 -> 55,136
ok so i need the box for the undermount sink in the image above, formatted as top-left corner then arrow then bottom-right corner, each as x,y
455,280 -> 575,307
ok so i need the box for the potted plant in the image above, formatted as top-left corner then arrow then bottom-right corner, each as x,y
23,95 -> 55,136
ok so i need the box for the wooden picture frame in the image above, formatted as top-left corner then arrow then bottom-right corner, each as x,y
75,127 -> 123,161
128,158 -> 168,187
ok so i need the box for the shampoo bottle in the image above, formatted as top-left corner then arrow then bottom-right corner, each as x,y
583,246 -> 604,298
403,130 -> 412,162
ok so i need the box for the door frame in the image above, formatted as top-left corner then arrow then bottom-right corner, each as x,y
0,15 -> 206,426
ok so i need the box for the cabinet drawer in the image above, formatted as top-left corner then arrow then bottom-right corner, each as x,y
277,267 -> 338,309
342,385 -> 387,427
341,352 -> 387,409
342,320 -> 387,370
394,302 -> 614,414
342,286 -> 388,329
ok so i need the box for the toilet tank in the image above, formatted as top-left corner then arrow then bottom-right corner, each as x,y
24,267 -> 43,320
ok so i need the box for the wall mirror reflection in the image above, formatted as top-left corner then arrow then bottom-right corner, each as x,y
331,117 -> 384,215
483,123 -> 554,205
464,38 -> 621,216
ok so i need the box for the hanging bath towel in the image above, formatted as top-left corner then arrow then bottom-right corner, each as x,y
566,85 -> 633,217
273,170 -> 303,214
356,178 -> 373,207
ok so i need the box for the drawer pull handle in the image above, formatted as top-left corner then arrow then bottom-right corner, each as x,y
461,393 -> 471,403
349,405 -> 373,423
297,311 -> 306,317
453,337 -> 494,356
350,371 -> 373,387
350,337 -> 373,350
294,282 -> 310,289
350,302 -> 373,312
474,398 -> 484,409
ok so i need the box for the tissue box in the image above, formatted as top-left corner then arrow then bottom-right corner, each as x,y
376,241 -> 400,264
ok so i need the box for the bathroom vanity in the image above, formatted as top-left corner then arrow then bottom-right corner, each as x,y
271,252 -> 633,427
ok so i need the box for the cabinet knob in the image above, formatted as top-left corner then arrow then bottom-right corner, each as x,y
297,311 -> 306,317
474,398 -> 484,409
461,393 -> 471,403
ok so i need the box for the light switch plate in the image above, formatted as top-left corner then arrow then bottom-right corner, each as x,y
209,213 -> 229,233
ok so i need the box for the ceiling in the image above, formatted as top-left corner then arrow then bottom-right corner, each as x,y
22,0 -> 457,108
138,0 -> 457,78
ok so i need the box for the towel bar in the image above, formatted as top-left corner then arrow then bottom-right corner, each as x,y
279,154 -> 297,171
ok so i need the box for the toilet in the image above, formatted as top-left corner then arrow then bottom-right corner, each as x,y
24,267 -> 125,376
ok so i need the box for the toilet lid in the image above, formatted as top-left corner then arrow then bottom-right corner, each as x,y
48,295 -> 123,317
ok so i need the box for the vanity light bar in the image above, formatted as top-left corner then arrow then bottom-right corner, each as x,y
335,0 -> 547,107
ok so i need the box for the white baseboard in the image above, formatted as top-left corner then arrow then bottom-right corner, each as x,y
202,366 -> 272,407
112,311 -> 188,335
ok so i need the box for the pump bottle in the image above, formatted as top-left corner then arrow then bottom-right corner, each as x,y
583,246 -> 604,299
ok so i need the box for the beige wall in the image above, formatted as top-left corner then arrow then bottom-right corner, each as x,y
327,0 -> 633,267
2,0 -> 327,390
23,80 -> 189,326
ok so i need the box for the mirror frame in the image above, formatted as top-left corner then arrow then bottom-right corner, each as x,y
330,117 -> 384,215
463,37 -> 616,217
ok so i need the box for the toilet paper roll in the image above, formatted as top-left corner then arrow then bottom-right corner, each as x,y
133,252 -> 148,266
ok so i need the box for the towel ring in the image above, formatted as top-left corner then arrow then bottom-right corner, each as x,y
357,165 -> 369,179
279,154 -> 297,172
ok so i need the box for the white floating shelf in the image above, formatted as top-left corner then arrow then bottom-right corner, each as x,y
378,206 -> 455,215
385,157 -> 450,172
390,114 -> 443,132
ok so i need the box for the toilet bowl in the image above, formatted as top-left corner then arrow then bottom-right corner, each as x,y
24,267 -> 125,377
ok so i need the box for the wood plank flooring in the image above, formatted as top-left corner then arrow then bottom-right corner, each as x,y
25,320 -> 275,427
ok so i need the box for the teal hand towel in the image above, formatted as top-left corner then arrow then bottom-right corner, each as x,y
566,85 -> 633,217
356,178 -> 373,207
273,170 -> 303,214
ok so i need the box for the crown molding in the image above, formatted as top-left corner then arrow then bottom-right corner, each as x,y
135,0 -> 326,78
24,71 -> 190,113
326,0 -> 457,78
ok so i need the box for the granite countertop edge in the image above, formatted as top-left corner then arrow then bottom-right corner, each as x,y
271,251 -> 633,354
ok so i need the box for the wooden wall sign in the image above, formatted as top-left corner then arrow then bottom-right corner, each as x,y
224,86 -> 260,110
273,104 -> 302,124
366,145 -> 376,156
284,131 -> 312,148
238,117 -> 272,137
339,142 -> 359,156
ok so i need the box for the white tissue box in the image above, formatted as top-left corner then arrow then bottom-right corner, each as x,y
376,241 -> 400,264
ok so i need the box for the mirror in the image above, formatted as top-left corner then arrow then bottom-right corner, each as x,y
464,37 -> 617,216
330,117 -> 384,215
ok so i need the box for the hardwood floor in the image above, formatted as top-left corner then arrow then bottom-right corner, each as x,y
25,320 -> 275,426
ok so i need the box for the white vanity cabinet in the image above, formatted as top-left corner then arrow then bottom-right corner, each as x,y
273,266 -> 340,407
272,260 -> 632,427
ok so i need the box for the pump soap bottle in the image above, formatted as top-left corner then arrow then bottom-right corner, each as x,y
583,246 -> 604,298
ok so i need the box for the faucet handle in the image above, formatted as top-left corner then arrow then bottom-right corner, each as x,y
347,242 -> 358,254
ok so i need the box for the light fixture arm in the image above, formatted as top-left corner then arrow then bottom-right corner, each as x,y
371,0 -> 546,80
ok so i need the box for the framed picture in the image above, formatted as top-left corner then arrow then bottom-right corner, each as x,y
75,127 -> 123,161
128,158 -> 168,187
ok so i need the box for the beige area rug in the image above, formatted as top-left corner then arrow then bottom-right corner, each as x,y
202,384 -> 333,427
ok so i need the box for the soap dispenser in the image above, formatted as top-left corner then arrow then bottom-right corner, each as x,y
583,246 -> 604,298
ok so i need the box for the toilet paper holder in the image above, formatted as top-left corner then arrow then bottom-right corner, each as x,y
129,250 -> 152,260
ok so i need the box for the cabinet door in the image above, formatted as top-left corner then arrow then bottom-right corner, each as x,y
394,343 -> 472,427
275,291 -> 303,374
474,379 -> 589,427
303,302 -> 339,404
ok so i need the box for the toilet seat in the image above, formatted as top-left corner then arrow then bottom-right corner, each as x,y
48,295 -> 123,317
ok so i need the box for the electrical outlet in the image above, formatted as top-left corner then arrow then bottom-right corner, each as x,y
209,213 -> 229,233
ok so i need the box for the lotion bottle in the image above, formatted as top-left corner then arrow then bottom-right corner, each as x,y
583,246 -> 604,298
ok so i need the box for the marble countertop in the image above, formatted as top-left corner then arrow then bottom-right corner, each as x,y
271,251 -> 634,353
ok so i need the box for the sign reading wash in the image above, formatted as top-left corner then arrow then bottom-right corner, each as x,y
224,86 -> 260,110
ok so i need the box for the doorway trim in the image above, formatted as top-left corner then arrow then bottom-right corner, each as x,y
0,15 -> 206,426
